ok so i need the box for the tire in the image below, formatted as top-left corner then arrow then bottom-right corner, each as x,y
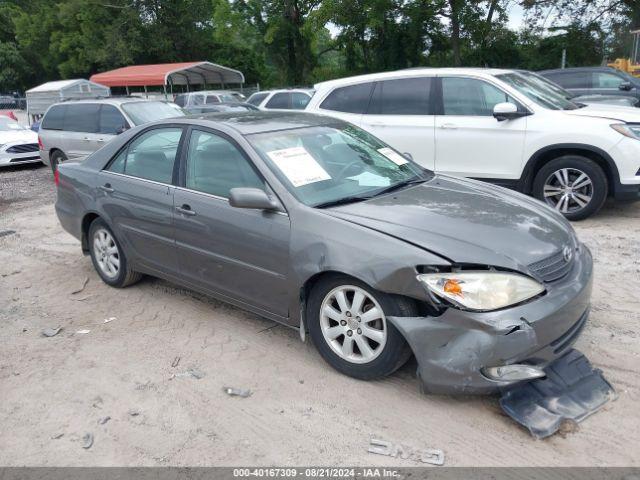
49,150 -> 67,174
307,274 -> 415,380
88,218 -> 142,288
532,155 -> 608,221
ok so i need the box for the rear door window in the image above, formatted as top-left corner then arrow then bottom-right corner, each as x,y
265,93 -> 291,109
106,127 -> 183,184
42,105 -> 67,130
99,105 -> 128,134
205,95 -> 220,104
63,104 -> 100,133
368,77 -> 433,115
320,83 -> 374,113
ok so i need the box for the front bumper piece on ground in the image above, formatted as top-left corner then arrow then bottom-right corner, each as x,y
499,349 -> 616,438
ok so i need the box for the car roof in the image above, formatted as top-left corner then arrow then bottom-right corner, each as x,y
51,97 -> 171,107
313,67 -> 513,89
181,90 -> 239,96
181,110 -> 343,135
250,88 -> 313,95
539,66 -> 617,74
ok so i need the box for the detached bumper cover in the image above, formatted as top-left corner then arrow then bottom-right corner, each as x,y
499,349 -> 616,438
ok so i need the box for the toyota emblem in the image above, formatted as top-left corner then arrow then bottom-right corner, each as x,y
563,245 -> 574,263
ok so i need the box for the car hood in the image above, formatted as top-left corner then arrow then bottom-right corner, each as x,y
325,175 -> 574,272
563,103 -> 640,122
0,129 -> 37,144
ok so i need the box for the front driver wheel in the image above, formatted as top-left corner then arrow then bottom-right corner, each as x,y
307,275 -> 414,380
88,218 -> 142,288
532,155 -> 608,221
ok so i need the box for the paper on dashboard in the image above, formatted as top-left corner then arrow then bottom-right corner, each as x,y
378,147 -> 409,166
267,147 -> 331,187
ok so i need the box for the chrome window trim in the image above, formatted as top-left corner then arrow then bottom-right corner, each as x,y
102,169 -> 174,188
101,170 -> 289,217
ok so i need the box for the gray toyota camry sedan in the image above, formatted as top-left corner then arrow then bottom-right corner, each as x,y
55,111 -> 592,394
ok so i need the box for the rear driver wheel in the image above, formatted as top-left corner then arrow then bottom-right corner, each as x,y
88,218 -> 142,288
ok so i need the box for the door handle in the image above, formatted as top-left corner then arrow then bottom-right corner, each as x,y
175,204 -> 196,216
440,123 -> 458,129
97,138 -> 105,143
83,137 -> 91,141
368,121 -> 386,126
98,183 -> 114,193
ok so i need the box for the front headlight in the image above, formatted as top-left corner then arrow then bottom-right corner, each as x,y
417,271 -> 545,311
611,123 -> 640,140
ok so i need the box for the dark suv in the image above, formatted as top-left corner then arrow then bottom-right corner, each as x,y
539,66 -> 640,103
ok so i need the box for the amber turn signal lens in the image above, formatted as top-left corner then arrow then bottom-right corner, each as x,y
443,279 -> 463,296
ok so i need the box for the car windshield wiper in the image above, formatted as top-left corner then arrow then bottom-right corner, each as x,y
369,176 -> 429,197
313,195 -> 372,209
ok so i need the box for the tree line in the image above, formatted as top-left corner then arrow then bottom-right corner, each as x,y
0,0 -> 638,93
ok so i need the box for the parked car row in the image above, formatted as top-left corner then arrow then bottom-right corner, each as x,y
14,67 -> 640,221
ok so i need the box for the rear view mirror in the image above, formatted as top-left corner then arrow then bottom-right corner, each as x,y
229,188 -> 280,211
493,102 -> 526,121
619,81 -> 633,91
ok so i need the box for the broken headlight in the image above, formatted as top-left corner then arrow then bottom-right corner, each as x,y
417,272 -> 545,311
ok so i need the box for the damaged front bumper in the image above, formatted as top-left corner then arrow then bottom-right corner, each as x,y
388,246 -> 593,395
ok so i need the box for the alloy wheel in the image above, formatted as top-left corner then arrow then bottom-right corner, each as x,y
93,228 -> 120,279
543,168 -> 593,214
319,285 -> 387,364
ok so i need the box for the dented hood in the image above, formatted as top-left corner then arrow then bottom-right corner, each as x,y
326,175 -> 574,271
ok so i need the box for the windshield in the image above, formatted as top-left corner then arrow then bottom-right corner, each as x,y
497,72 -> 581,110
248,124 -> 430,207
0,117 -> 26,131
121,101 -> 185,125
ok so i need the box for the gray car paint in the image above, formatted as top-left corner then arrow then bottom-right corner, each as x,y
55,111 -> 593,394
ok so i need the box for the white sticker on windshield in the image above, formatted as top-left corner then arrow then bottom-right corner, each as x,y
267,147 -> 331,187
378,147 -> 408,166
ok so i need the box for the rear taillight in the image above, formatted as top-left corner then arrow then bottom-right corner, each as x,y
38,135 -> 43,150
54,168 -> 59,186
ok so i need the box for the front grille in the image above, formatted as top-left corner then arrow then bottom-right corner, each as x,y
10,156 -> 40,162
6,143 -> 38,154
528,249 -> 573,283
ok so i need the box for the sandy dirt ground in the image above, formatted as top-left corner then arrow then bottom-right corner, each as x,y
0,163 -> 639,467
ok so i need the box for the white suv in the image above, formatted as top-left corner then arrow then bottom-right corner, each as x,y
307,68 -> 640,220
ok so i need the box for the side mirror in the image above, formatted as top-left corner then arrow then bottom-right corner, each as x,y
493,102 -> 525,121
619,81 -> 633,91
229,188 -> 280,211
115,124 -> 130,135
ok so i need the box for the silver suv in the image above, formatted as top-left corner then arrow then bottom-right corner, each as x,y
39,98 -> 184,170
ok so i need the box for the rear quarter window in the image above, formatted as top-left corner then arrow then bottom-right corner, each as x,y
41,105 -> 67,130
247,92 -> 268,106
